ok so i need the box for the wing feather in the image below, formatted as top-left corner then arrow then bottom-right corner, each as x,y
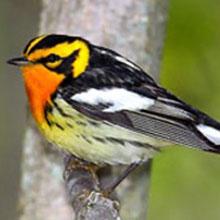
68,99 -> 214,151
123,110 -> 212,150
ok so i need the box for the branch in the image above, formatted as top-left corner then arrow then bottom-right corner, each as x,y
18,1 -> 168,219
63,155 -> 120,220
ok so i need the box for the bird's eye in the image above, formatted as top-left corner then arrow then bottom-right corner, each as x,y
46,54 -> 60,62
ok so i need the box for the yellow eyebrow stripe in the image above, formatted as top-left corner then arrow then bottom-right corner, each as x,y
24,35 -> 46,56
28,41 -> 76,60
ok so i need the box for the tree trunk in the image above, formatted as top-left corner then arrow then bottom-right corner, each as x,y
18,1 -> 168,219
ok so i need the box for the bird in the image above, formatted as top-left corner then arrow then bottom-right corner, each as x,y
7,34 -> 220,185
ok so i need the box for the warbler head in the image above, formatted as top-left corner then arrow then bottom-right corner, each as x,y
7,34 -> 91,123
8,34 -> 91,78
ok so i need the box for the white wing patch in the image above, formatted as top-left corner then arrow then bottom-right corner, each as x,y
197,124 -> 220,145
71,88 -> 155,112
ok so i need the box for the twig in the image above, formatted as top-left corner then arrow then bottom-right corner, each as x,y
63,155 -> 120,220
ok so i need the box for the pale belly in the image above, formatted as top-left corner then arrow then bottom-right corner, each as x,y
39,99 -> 168,165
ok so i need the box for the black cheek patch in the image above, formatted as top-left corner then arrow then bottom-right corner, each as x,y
54,49 -> 80,75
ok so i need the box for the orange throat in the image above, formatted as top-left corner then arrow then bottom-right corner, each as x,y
21,65 -> 64,124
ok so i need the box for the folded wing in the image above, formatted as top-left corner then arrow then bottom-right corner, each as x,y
68,86 -> 219,152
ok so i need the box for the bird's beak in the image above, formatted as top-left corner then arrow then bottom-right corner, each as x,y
7,57 -> 30,66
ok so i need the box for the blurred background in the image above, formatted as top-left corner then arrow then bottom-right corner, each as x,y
1,0 -> 220,220
0,1 -> 40,219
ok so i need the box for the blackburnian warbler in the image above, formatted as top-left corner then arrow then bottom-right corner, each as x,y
7,34 -> 220,174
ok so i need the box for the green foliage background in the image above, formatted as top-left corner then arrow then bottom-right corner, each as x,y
149,0 -> 220,219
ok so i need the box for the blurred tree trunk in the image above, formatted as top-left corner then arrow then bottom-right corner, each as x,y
18,0 -> 168,219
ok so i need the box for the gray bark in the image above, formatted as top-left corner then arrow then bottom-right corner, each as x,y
18,0 -> 168,219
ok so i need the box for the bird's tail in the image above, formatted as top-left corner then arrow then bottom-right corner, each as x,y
195,114 -> 220,153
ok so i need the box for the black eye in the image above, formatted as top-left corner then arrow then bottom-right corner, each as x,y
46,54 -> 60,62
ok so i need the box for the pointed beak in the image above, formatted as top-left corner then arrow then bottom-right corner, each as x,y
7,57 -> 30,66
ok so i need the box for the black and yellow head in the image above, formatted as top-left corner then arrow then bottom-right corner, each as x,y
7,34 -> 93,124
8,34 -> 91,78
